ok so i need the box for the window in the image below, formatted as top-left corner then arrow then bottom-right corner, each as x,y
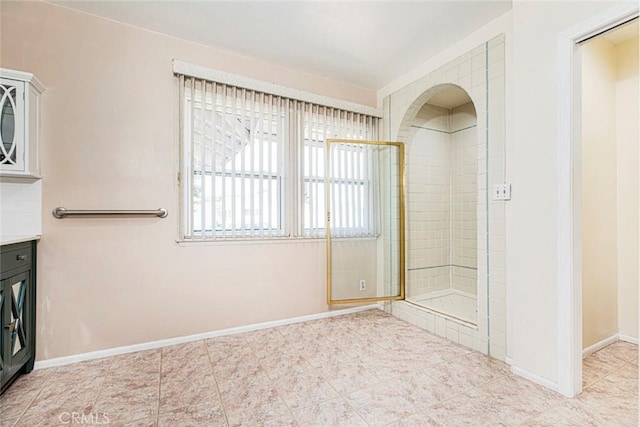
179,75 -> 379,240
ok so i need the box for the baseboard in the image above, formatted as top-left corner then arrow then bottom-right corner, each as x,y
34,303 -> 383,370
582,334 -> 619,358
510,365 -> 558,392
619,334 -> 639,344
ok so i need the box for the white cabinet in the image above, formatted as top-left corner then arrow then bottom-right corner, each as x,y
0,69 -> 44,180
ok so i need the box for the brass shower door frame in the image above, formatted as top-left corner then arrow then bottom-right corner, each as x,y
325,138 -> 406,305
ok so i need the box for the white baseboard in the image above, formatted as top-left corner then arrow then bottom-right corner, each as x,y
34,303 -> 383,370
582,334 -> 620,358
510,365 -> 558,392
505,356 -> 513,366
619,334 -> 639,345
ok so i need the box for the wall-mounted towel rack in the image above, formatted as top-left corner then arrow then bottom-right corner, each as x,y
52,207 -> 168,219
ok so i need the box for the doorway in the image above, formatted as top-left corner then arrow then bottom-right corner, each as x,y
578,17 -> 639,388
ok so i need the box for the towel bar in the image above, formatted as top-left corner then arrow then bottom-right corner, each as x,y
52,207 -> 168,219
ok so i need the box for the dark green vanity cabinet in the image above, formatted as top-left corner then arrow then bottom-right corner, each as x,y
0,240 -> 36,394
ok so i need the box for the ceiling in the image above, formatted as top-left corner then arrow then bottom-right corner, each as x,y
50,1 -> 512,91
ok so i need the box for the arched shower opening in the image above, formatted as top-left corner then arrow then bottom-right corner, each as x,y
404,84 -> 480,325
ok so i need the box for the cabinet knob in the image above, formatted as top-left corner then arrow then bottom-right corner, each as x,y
5,321 -> 15,331
16,254 -> 27,261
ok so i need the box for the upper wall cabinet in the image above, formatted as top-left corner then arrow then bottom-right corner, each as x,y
0,69 -> 45,180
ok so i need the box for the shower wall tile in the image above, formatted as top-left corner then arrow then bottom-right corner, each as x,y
388,34 -> 505,360
491,345 -> 506,361
435,315 -> 448,338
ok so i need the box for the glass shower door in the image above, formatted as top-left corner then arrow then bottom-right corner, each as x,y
325,139 -> 405,304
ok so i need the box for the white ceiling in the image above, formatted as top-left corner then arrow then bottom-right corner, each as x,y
50,1 -> 512,91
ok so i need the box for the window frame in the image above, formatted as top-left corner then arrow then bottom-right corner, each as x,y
178,74 -> 380,242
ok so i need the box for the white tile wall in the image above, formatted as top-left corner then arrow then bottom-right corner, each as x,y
0,180 -> 42,238
385,34 -> 506,360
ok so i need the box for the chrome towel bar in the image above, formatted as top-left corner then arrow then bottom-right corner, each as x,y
52,207 -> 168,219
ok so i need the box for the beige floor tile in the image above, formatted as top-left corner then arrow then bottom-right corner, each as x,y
582,344 -> 630,386
578,367 -> 638,426
158,401 -> 227,426
161,340 -> 210,372
454,374 -> 564,426
519,399 -> 604,427
16,386 -> 99,426
214,363 -> 269,396
385,412 -> 440,427
221,384 -> 293,427
159,371 -> 220,411
386,370 -> 461,410
292,397 -> 368,427
596,340 -> 638,364
272,364 -> 339,410
123,416 -> 159,426
422,385 -> 505,426
0,368 -> 55,421
4,310 -> 636,427
110,349 -> 161,374
319,358 -> 381,395
92,360 -> 161,426
346,383 -> 421,427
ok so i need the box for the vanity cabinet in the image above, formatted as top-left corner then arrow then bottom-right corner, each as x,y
0,240 -> 36,394
0,69 -> 44,180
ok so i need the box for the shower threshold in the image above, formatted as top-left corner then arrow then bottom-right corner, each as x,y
407,289 -> 477,325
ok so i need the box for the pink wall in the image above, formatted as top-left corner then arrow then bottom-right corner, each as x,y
0,1 -> 375,360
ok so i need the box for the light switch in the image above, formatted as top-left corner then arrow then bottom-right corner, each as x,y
493,183 -> 511,201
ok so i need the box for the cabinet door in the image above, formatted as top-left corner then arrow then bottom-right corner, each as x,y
2,271 -> 31,379
0,283 -> 5,386
0,78 -> 25,172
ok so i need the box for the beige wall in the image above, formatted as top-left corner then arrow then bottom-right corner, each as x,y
330,240 -> 378,301
0,1 -> 377,360
581,32 -> 639,349
615,36 -> 639,340
581,37 -> 619,349
508,0 -> 634,383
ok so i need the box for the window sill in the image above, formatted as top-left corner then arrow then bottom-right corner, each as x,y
176,236 -> 378,247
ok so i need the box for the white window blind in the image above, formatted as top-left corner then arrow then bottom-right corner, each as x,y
179,75 -> 379,240
299,105 -> 378,238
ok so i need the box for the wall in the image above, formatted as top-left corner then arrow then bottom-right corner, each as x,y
406,104 -> 451,296
0,1 -> 378,360
0,180 -> 41,237
581,37 -> 619,349
509,0 -> 635,384
330,240 -> 378,301
451,102 -> 478,295
405,100 -> 478,299
615,36 -> 638,340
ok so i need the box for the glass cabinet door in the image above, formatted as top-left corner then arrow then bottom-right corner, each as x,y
0,286 -> 5,384
0,78 -> 25,172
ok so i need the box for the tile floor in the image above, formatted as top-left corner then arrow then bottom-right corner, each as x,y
0,309 -> 637,426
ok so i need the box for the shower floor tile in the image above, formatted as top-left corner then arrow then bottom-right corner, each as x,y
409,289 -> 477,324
1,309 -> 636,426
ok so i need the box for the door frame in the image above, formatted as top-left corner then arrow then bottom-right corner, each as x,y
556,3 -> 639,398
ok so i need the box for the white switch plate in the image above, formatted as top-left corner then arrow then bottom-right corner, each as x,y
493,184 -> 511,201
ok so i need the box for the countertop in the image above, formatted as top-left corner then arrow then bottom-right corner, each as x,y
0,235 -> 41,246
